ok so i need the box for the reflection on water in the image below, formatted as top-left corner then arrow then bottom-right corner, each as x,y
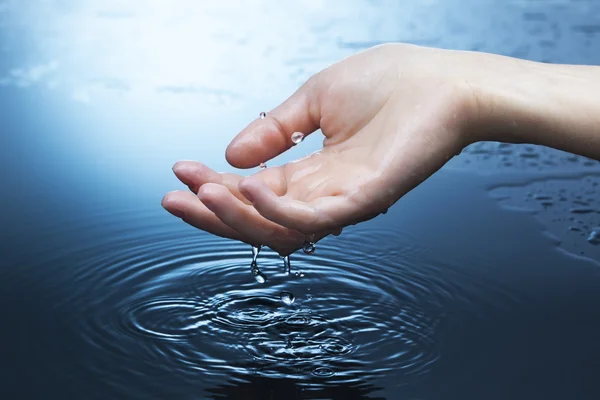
61,223 -> 450,385
1,0 -> 600,399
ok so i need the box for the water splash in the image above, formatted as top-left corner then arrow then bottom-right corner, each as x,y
50,223 -> 520,389
280,291 -> 295,305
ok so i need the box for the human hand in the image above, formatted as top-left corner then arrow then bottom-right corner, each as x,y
162,43 -> 483,255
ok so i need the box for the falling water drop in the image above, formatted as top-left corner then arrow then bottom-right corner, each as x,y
291,132 -> 305,145
252,245 -> 261,263
259,162 -> 267,169
251,261 -> 267,284
250,245 -> 267,283
259,112 -> 266,119
282,255 -> 291,275
280,291 -> 295,305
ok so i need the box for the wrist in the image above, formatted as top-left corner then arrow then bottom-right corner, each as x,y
466,54 -> 600,158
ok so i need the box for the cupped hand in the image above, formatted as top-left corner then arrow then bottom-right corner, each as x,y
162,43 -> 481,255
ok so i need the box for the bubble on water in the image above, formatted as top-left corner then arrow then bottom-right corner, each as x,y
311,366 -> 335,377
259,112 -> 266,119
280,292 -> 295,305
259,162 -> 267,169
291,132 -> 305,145
588,229 -> 600,245
284,314 -> 311,327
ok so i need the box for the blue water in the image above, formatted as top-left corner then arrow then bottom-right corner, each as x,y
1,1 -> 600,399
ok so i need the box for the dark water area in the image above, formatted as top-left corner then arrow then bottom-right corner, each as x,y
1,0 -> 600,399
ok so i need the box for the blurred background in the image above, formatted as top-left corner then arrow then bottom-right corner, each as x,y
1,1 -> 599,399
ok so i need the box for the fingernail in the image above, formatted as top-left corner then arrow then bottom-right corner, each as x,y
173,160 -> 193,174
172,161 -> 184,172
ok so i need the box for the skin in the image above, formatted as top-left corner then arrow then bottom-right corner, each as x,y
161,43 -> 600,256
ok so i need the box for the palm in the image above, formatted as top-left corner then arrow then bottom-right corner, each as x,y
162,150 -> 383,256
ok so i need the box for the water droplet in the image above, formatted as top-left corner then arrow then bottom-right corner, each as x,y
282,255 -> 291,275
280,292 -> 295,305
306,294 -> 313,301
251,262 -> 267,284
252,245 -> 261,263
259,162 -> 267,169
250,246 -> 266,283
291,132 -> 305,145
303,240 -> 315,255
588,229 -> 600,245
259,112 -> 266,119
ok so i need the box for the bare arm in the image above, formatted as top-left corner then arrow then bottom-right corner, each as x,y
463,52 -> 600,159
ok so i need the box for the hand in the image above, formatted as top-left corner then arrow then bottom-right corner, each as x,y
162,43 -> 481,255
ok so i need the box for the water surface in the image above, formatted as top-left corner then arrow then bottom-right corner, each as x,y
1,1 -> 600,399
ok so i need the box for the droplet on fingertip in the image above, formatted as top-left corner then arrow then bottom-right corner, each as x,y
259,112 -> 266,119
303,239 -> 315,255
251,245 -> 261,262
291,132 -> 305,145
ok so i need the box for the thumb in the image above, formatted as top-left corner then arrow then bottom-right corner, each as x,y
225,76 -> 321,169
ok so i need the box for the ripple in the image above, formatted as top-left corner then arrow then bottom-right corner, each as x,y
311,366 -> 336,377
47,218 -> 519,389
127,298 -> 203,341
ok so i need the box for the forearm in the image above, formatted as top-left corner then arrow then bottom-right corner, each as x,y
468,54 -> 600,160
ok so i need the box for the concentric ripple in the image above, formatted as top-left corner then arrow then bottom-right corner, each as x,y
48,218 -> 519,390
